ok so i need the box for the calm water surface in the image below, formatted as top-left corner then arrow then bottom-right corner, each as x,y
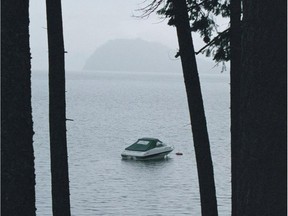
32,70 -> 230,215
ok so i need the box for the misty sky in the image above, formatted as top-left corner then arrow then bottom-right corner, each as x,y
29,0 -> 227,71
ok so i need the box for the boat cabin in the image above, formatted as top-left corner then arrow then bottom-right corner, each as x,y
125,138 -> 164,151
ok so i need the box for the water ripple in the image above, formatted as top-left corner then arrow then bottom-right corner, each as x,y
32,71 -> 230,215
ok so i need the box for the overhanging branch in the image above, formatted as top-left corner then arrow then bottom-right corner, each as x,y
195,27 -> 230,55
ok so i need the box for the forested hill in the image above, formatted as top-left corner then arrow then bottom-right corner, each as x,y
83,38 -> 218,73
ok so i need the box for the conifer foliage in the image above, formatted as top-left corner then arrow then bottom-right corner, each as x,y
157,0 -> 230,63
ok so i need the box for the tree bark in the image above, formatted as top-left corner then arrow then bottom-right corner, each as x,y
1,0 -> 36,215
46,0 -> 71,215
236,0 -> 287,215
172,0 -> 218,215
230,0 -> 242,215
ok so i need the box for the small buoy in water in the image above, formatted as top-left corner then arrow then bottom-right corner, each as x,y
176,152 -> 183,156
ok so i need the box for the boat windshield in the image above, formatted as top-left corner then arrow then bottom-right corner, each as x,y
156,141 -> 164,147
136,140 -> 150,145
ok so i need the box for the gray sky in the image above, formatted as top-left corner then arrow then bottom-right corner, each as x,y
29,0 -> 226,71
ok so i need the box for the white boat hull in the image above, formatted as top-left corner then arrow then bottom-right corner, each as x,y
121,146 -> 173,160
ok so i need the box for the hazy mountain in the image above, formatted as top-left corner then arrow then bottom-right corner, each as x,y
83,38 -> 221,73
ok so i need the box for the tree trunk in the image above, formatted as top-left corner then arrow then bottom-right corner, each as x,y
172,0 -> 218,215
236,0 -> 287,215
46,0 -> 71,215
230,0 -> 242,215
1,0 -> 36,215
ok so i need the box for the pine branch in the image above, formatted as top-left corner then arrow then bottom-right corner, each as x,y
134,0 -> 164,18
195,27 -> 230,55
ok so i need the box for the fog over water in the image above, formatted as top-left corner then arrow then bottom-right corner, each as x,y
30,1 -> 230,215
29,0 -> 228,71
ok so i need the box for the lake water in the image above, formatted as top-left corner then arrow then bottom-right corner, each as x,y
32,70 -> 230,215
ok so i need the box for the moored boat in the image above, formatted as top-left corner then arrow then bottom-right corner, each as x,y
121,138 -> 174,160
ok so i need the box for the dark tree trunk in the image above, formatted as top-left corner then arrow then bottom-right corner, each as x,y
236,0 -> 287,215
172,0 -> 218,215
230,0 -> 242,215
1,0 -> 36,215
46,0 -> 71,215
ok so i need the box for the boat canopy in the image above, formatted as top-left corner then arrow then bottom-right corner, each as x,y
125,138 -> 161,152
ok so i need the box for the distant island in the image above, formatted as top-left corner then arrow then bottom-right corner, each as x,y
83,38 -> 220,73
83,38 -> 181,73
